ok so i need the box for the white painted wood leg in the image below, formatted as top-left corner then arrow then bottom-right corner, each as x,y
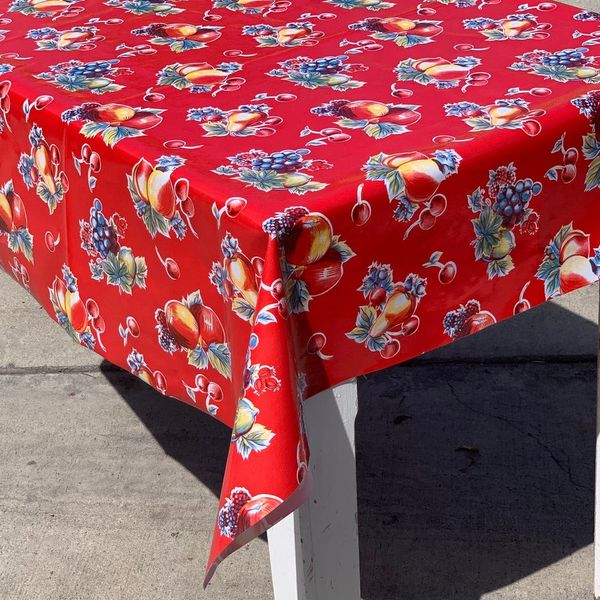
594,290 -> 600,600
268,378 -> 361,600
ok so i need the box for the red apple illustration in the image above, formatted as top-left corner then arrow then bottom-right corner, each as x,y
383,152 -> 447,203
380,17 -> 442,38
559,255 -> 597,293
28,0 -> 72,11
557,230 -> 596,293
559,230 -> 590,264
338,100 -> 420,126
413,57 -> 470,82
293,248 -> 343,296
237,494 -> 282,533
165,300 -> 200,349
285,214 -> 333,266
339,100 -> 389,120
52,277 -> 67,313
160,24 -> 221,43
91,103 -> 136,124
131,158 -> 179,219
10,192 -> 27,230
90,104 -> 163,131
238,0 -> 273,8
462,310 -> 496,336
189,303 -> 225,347
135,365 -> 156,387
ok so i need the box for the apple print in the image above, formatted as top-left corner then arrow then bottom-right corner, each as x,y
348,16 -> 443,47
218,487 -> 283,539
156,291 -> 232,378
157,61 -> 244,94
444,300 -> 497,339
262,207 -> 354,313
62,102 -> 164,147
312,99 -> 421,139
48,265 -> 96,350
537,225 -> 600,298
128,156 -> 194,239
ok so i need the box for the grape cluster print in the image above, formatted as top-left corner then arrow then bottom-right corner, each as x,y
88,200 -> 119,258
37,59 -> 129,94
268,54 -> 367,90
79,198 -> 147,294
468,163 -> 542,278
572,90 -> 600,191
511,47 -> 600,83
214,148 -> 331,194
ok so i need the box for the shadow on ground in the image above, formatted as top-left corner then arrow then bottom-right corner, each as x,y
103,300 -> 597,600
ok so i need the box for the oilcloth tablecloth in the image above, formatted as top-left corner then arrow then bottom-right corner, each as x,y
0,0 -> 599,585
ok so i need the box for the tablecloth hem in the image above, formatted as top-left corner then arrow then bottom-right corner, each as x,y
203,469 -> 314,588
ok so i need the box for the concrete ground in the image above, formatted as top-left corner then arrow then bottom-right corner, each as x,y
1,262 -> 599,600
1,1 -> 599,597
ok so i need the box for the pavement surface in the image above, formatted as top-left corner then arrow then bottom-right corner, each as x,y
1,1 -> 599,597
1,270 -> 598,600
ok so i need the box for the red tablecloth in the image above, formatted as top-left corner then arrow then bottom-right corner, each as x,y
0,0 -> 599,585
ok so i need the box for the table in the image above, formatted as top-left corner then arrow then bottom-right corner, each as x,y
0,0 -> 598,597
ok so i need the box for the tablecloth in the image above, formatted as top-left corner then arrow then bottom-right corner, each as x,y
0,0 -> 598,585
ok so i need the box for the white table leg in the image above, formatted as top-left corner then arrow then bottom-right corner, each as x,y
594,290 -> 600,600
268,378 -> 361,600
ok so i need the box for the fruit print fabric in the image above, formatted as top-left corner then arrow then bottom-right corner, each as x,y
0,0 -> 599,587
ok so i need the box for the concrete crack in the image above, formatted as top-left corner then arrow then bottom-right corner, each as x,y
447,381 -> 592,492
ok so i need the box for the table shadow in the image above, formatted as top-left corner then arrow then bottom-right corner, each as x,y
103,298 -> 597,600
101,365 -> 230,501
